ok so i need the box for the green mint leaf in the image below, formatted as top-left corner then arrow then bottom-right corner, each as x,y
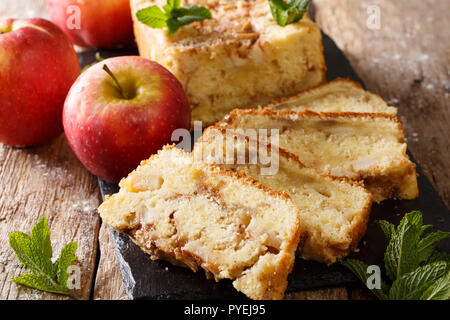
389,261 -> 448,300
417,231 -> 450,263
9,231 -> 47,275
12,274 -> 68,295
268,0 -> 309,27
137,1 -> 212,34
30,217 -> 54,275
419,271 -> 450,300
375,220 -> 395,241
167,6 -> 212,34
9,217 -> 78,296
136,5 -> 168,29
425,249 -> 450,264
56,242 -> 78,288
165,0 -> 181,11
341,259 -> 389,300
384,211 -> 422,281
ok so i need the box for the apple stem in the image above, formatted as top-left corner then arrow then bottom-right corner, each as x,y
103,64 -> 127,99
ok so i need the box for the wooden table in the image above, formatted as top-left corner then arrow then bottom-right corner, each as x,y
0,0 -> 448,300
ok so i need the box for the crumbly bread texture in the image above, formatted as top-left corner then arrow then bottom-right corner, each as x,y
98,146 -> 301,300
264,78 -> 397,115
131,0 -> 326,126
218,109 -> 419,202
193,127 -> 372,264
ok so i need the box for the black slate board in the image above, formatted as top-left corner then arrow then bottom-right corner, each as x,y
86,32 -> 450,300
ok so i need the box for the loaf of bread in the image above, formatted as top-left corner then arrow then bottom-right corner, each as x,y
194,127 -> 372,264
130,0 -> 326,126
218,109 -> 419,202
265,78 -> 397,115
98,146 -> 302,300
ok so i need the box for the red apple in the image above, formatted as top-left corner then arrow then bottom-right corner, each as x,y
46,0 -> 134,48
0,18 -> 81,146
63,56 -> 191,183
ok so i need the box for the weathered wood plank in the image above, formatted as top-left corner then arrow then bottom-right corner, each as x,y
0,136 -> 101,300
93,223 -> 128,300
313,0 -> 449,300
313,0 -> 450,207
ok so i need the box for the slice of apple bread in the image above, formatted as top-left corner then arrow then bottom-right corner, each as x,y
264,78 -> 397,115
131,0 -> 326,126
193,127 -> 372,264
98,146 -> 301,300
218,109 -> 418,202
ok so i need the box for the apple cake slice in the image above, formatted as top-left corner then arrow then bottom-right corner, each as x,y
98,146 -> 301,300
193,127 -> 372,264
218,109 -> 419,202
131,0 -> 326,126
265,78 -> 398,115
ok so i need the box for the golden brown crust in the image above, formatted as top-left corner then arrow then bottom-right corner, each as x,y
221,108 -> 405,142
132,144 -> 297,205
263,78 -> 362,107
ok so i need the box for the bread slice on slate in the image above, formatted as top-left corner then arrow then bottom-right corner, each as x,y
98,146 -> 302,300
264,78 -> 397,115
217,109 -> 418,202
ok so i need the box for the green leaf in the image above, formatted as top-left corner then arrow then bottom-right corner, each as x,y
384,211 -> 422,281
417,231 -> 450,263
342,211 -> 450,300
376,220 -> 395,241
420,271 -> 450,300
268,0 -> 309,27
341,259 -> 389,300
389,261 -> 448,300
56,242 -> 78,288
136,5 -> 168,29
425,249 -> 450,264
9,231 -> 46,275
166,0 -> 181,10
8,216 -> 78,296
136,1 -> 212,34
11,274 -> 68,295
30,217 -> 54,275
167,6 -> 212,34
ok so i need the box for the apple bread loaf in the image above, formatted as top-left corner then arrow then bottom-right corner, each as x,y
265,78 -> 397,115
217,109 -> 419,202
130,0 -> 326,126
193,127 -> 372,264
98,146 -> 302,300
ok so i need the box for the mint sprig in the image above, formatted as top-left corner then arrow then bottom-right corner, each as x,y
342,211 -> 450,300
268,0 -> 310,27
136,0 -> 212,34
9,216 -> 78,297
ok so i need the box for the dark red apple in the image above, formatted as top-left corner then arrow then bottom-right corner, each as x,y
46,0 -> 134,48
0,18 -> 81,146
63,56 -> 191,183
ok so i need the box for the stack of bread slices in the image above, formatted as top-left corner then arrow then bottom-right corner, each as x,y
99,78 -> 418,300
